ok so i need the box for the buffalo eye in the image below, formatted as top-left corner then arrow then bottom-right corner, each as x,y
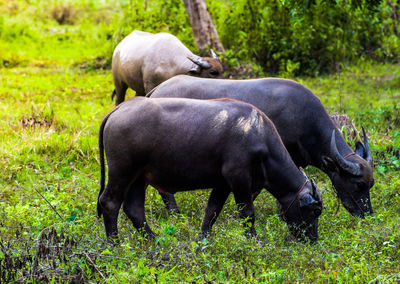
209,70 -> 219,76
357,182 -> 366,189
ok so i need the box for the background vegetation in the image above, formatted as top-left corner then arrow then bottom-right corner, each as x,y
0,0 -> 399,282
212,0 -> 400,75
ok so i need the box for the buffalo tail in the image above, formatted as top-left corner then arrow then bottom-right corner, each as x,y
97,106 -> 121,218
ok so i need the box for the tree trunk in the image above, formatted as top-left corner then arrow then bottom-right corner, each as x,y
387,0 -> 399,36
183,0 -> 225,55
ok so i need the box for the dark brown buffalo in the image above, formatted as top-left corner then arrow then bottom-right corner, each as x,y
147,75 -> 374,218
97,97 -> 323,242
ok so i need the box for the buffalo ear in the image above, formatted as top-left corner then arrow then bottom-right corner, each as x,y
322,156 -> 339,173
188,66 -> 201,75
311,179 -> 323,202
299,193 -> 317,208
355,141 -> 365,157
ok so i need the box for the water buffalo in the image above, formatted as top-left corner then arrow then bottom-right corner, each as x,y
111,30 -> 223,105
147,75 -> 374,218
97,97 -> 323,242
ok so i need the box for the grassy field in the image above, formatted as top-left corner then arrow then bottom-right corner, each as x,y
1,0 -> 400,282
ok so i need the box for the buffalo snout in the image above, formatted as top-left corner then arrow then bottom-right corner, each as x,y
277,186 -> 323,243
334,178 -> 373,218
288,220 -> 319,243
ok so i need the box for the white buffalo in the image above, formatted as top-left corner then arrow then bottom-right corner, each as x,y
111,30 -> 223,105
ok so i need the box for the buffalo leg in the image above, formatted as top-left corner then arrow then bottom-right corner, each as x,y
98,176 -> 132,242
233,190 -> 256,237
159,192 -> 180,214
251,189 -> 262,202
223,166 -> 256,237
123,178 -> 155,239
199,186 -> 231,240
114,81 -> 128,105
228,174 -> 256,237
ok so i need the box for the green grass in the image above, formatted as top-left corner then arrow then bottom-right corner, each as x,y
1,0 -> 400,282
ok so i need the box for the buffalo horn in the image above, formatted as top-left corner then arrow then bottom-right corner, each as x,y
187,56 -> 211,69
299,167 -> 307,179
362,126 -> 373,167
330,130 -> 362,176
210,49 -> 219,60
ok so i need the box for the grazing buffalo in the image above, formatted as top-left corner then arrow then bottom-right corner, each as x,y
97,97 -> 323,242
147,75 -> 374,218
111,30 -> 223,105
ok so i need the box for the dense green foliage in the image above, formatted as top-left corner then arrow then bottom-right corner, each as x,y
2,0 -> 399,75
210,0 -> 400,75
110,0 -> 400,75
1,0 -> 400,282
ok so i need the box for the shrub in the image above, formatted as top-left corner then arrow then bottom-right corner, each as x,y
210,0 -> 400,75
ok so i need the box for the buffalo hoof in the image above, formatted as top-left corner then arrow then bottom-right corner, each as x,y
197,232 -> 210,242
107,235 -> 120,246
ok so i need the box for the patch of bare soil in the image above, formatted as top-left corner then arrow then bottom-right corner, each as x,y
76,56 -> 110,70
375,145 -> 400,160
0,227 -> 103,283
330,114 -> 357,141
223,62 -> 263,79
19,116 -> 52,129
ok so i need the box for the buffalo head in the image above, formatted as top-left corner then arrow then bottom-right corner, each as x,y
278,178 -> 323,242
187,49 -> 223,78
322,129 -> 374,217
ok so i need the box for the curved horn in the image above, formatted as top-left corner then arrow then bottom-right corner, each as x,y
210,49 -> 219,60
187,56 -> 211,69
330,130 -> 362,176
299,167 -> 307,179
362,126 -> 373,167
